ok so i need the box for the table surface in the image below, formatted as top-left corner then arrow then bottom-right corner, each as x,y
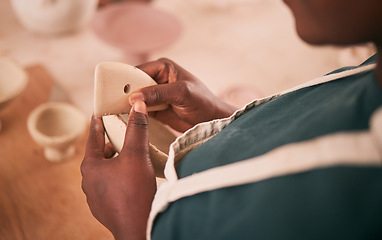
0,66 -> 112,240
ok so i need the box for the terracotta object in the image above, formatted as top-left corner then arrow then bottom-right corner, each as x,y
94,61 -> 176,177
0,57 -> 28,132
10,0 -> 98,35
92,2 -> 182,60
27,102 -> 87,162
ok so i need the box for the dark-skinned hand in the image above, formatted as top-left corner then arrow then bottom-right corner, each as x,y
129,58 -> 237,132
81,101 -> 156,240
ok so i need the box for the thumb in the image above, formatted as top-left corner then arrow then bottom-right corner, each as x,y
120,101 -> 150,160
84,116 -> 106,160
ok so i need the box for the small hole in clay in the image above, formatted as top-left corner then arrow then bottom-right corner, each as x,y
124,84 -> 130,94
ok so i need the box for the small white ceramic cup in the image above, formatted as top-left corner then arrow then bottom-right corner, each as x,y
27,102 -> 87,162
0,57 -> 28,132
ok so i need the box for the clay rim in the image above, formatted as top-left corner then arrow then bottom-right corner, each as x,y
91,1 -> 182,54
27,102 -> 87,145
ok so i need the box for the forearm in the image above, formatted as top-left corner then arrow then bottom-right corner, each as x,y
113,224 -> 146,240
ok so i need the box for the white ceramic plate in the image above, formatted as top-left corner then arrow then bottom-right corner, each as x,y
92,2 -> 182,54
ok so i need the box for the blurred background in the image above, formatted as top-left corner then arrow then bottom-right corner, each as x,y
0,0 -> 376,116
0,1 -> 377,239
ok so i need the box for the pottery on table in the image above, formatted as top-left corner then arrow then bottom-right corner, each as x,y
11,0 -> 98,35
92,1 -> 182,64
0,57 -> 28,132
27,102 -> 87,162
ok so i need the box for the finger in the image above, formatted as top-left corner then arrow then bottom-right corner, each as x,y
129,81 -> 187,108
120,101 -> 150,160
136,58 -> 177,84
154,110 -> 194,132
84,116 -> 106,160
104,142 -> 116,159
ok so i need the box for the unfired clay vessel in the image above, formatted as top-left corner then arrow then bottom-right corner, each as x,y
94,61 -> 168,116
94,61 -> 176,177
27,102 -> 86,162
0,57 -> 28,132
11,0 -> 98,35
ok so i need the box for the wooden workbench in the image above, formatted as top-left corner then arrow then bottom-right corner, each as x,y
0,66 -> 112,239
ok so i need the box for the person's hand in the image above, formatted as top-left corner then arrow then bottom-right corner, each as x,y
81,101 -> 156,240
130,58 -> 237,132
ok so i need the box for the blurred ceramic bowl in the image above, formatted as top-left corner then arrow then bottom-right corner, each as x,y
92,1 -> 182,54
11,0 -> 98,35
0,57 -> 28,110
0,57 -> 28,131
27,102 -> 86,162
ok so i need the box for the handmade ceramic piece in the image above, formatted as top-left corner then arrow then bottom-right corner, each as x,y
0,57 -> 28,132
103,114 -> 176,178
94,61 -> 176,177
27,102 -> 87,162
11,0 -> 98,35
94,61 -> 168,116
92,2 -> 182,61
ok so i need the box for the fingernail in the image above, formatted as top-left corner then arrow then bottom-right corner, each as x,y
134,100 -> 147,114
129,92 -> 145,105
92,115 -> 103,131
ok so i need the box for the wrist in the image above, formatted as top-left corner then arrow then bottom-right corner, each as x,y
111,208 -> 151,240
212,100 -> 237,120
113,227 -> 146,240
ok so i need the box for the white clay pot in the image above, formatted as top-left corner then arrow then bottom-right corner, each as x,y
10,0 -> 98,35
0,57 -> 28,132
27,102 -> 87,162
